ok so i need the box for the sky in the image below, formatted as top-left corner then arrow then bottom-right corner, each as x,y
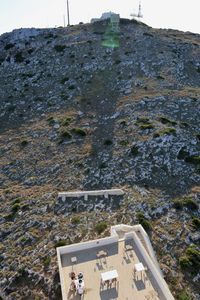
0,0 -> 200,36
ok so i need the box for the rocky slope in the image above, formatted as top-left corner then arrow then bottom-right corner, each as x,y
0,19 -> 200,299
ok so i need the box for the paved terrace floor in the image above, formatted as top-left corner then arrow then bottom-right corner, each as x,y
61,239 -> 161,300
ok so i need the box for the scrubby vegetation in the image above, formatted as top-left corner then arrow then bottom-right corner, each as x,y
130,145 -> 139,155
136,212 -> 152,232
71,128 -> 86,137
55,240 -> 67,248
95,221 -> 108,234
185,155 -> 200,165
104,139 -> 113,145
192,217 -> 200,229
173,197 -> 198,210
154,127 -> 176,137
15,51 -> 24,63
177,290 -> 192,300
54,45 -> 66,52
180,245 -> 200,272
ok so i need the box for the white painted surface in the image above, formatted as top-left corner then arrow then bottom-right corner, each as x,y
71,256 -> 77,263
58,189 -> 124,199
101,269 -> 118,282
135,262 -> 145,272
59,235 -> 118,255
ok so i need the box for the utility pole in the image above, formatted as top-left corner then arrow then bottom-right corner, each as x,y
66,0 -> 70,26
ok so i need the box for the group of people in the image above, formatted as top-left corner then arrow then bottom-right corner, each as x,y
69,271 -> 85,296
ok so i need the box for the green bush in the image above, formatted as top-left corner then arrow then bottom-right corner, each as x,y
20,140 -> 28,147
47,116 -> 55,125
71,216 -> 81,225
140,219 -> 152,232
159,117 -> 176,125
61,117 -> 72,126
115,59 -> 121,65
173,197 -> 198,210
120,120 -> 127,126
179,256 -> 192,269
99,162 -> 107,169
153,133 -> 160,138
68,85 -> 75,90
136,117 -> 150,124
95,221 -> 108,234
177,148 -> 189,160
15,52 -> 24,63
139,124 -> 154,130
71,128 -> 86,137
136,213 -> 152,231
177,290 -> 192,300
192,217 -> 200,229
4,213 -> 15,221
157,75 -> 165,80
55,240 -> 67,248
20,236 -> 27,243
12,198 -> 21,205
180,246 -> 200,271
173,199 -> 183,210
186,246 -> 200,266
159,127 -> 176,136
60,130 -> 72,139
54,45 -> 66,52
185,155 -> 200,165
60,77 -> 69,84
119,140 -> 129,146
7,105 -> 16,113
17,265 -> 26,276
11,203 -> 20,213
4,43 -> 14,50
60,93 -> 69,100
183,197 -> 198,210
180,122 -> 189,128
43,256 -> 51,267
104,139 -> 113,145
130,145 -> 139,155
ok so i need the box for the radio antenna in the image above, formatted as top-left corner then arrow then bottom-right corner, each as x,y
130,1 -> 143,19
66,0 -> 70,26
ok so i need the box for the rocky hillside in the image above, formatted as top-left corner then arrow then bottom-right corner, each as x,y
0,19 -> 200,299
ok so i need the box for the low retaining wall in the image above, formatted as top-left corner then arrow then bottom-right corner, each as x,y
58,189 -> 124,201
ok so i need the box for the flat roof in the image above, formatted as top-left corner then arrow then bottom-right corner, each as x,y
57,225 -> 174,300
60,240 -> 161,299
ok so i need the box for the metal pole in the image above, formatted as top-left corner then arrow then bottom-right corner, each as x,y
66,0 -> 70,26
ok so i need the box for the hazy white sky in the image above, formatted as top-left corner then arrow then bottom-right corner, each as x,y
0,0 -> 200,35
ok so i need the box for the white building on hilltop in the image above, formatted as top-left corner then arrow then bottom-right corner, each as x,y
91,12 -> 120,23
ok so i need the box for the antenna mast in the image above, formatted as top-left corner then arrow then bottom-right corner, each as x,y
138,1 -> 143,18
66,0 -> 70,26
130,1 -> 143,19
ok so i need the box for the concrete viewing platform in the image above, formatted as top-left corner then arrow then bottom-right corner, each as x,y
57,224 -> 175,300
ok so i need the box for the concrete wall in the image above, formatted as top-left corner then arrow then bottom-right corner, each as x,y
57,247 -> 65,300
132,232 -> 175,300
58,235 -> 119,256
58,189 -> 124,201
